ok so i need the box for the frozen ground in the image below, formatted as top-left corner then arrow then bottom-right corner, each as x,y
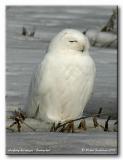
6,6 -> 118,155
6,132 -> 117,155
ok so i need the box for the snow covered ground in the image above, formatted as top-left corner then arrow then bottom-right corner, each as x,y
6,132 -> 117,155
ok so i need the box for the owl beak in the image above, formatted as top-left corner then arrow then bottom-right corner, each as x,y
81,46 -> 85,53
81,49 -> 84,52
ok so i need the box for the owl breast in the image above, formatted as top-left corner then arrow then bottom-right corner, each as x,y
37,53 -> 96,122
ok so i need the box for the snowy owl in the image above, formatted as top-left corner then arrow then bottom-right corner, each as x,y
26,29 -> 96,123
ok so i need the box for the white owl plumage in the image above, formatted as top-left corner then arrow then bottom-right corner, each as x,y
25,29 -> 96,123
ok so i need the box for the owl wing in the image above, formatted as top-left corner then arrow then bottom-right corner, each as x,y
25,65 -> 41,118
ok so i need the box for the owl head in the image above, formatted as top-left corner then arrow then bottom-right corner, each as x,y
48,29 -> 90,54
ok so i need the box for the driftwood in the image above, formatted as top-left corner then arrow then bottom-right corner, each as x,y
8,109 -> 36,132
84,8 -> 117,48
21,26 -> 35,37
49,107 -> 116,133
101,8 -> 117,33
7,107 -> 117,133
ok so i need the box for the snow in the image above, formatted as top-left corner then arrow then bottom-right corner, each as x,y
6,132 -> 117,154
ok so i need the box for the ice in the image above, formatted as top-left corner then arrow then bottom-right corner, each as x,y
6,132 -> 117,154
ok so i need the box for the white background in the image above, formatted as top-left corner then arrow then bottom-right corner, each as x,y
0,0 -> 122,159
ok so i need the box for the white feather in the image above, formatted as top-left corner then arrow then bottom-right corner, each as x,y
25,29 -> 96,123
